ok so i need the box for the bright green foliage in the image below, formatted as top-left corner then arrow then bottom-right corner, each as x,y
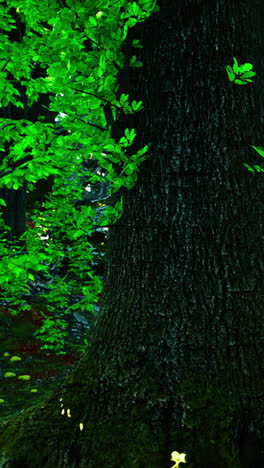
3,372 -> 16,378
0,0 -> 160,353
225,57 -> 264,173
9,356 -> 21,362
244,145 -> 264,172
225,56 -> 256,84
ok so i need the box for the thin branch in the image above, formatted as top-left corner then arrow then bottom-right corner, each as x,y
66,113 -> 107,132
0,58 -> 11,73
1,251 -> 28,258
0,123 -> 16,131
69,87 -> 121,110
0,169 -> 13,179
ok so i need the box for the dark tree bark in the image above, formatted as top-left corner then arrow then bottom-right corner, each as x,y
0,1 -> 264,467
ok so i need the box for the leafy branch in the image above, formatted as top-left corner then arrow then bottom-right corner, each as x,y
225,57 -> 264,173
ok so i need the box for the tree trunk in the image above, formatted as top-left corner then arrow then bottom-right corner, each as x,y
1,1 -> 264,467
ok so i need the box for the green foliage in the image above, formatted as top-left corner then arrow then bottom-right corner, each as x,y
225,56 -> 256,84
4,372 -> 16,379
0,0 -> 160,354
18,375 -> 31,381
244,145 -> 264,172
9,356 -> 21,362
225,57 -> 264,173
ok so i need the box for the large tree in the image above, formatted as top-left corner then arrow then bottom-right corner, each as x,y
0,0 -> 264,467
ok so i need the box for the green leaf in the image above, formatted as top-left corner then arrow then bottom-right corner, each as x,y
130,2 -> 140,15
132,39 -> 143,48
240,71 -> 256,79
250,146 -> 264,157
4,372 -> 16,378
239,62 -> 254,73
243,163 -> 256,173
252,165 -> 264,172
131,100 -> 143,111
89,16 -> 97,26
136,144 -> 149,156
10,355 -> 22,362
232,57 -> 240,74
72,229 -> 84,239
233,79 -> 250,85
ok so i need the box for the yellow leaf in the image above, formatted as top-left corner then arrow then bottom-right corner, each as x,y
170,451 -> 186,468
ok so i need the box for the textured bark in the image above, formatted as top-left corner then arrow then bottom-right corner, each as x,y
0,1 -> 264,467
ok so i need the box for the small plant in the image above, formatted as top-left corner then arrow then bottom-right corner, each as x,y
170,451 -> 186,467
225,56 -> 256,85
